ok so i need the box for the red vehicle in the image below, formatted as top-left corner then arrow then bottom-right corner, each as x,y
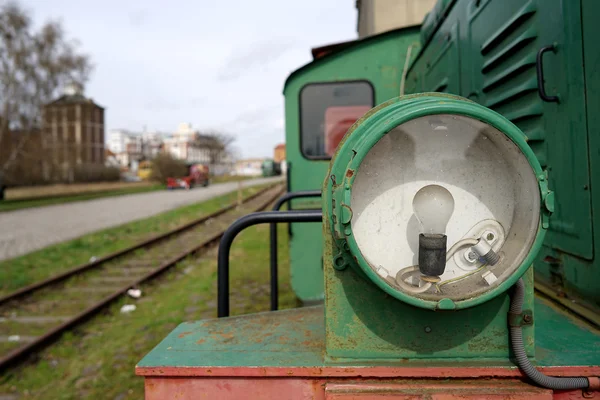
166,164 -> 210,190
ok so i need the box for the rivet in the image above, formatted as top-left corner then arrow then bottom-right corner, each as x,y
424,326 -> 432,333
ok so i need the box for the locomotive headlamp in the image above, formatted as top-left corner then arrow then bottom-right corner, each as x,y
326,93 -> 552,310
412,184 -> 454,279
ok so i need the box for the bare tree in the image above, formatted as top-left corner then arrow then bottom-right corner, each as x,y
195,130 -> 236,166
0,1 -> 92,189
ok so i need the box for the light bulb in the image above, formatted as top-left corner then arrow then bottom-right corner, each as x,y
412,184 -> 455,235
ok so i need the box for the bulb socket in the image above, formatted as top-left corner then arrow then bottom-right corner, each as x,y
418,233 -> 447,277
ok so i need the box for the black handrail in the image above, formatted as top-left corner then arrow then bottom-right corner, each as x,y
218,210 -> 322,318
536,45 -> 559,103
270,190 -> 322,311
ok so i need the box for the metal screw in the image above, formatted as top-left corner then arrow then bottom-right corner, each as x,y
424,327 -> 432,333
486,233 -> 495,241
467,251 -> 478,261
523,314 -> 532,323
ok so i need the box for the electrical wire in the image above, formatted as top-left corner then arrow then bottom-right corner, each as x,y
446,238 -> 479,261
396,238 -> 480,293
395,265 -> 432,293
434,264 -> 487,292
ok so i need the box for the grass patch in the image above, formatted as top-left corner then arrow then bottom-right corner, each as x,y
0,219 -> 294,399
0,184 -> 164,213
0,184 -> 272,297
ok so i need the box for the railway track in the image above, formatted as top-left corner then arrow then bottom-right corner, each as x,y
0,184 -> 284,371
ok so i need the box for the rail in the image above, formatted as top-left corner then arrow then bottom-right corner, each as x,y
0,185 -> 283,371
217,210 -> 323,318
0,184 -> 278,307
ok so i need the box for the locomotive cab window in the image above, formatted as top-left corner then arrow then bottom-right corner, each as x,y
300,81 -> 374,159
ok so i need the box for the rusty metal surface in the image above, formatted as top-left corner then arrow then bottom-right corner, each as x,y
144,377 -> 325,400
137,297 -> 600,375
324,381 -> 553,399
138,306 -> 325,369
0,185 -> 283,371
142,376 -> 597,399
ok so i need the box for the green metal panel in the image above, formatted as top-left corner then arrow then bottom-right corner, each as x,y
469,0 -> 592,260
324,240 -> 535,360
420,0 -> 458,46
536,0 -> 600,306
284,27 -> 421,302
137,297 -> 600,368
406,0 -> 596,303
289,221 -> 324,301
406,21 -> 460,94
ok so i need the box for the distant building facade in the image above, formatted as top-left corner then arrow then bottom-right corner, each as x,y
42,83 -> 105,181
162,123 -> 233,175
163,123 -> 207,163
233,158 -> 265,176
356,0 -> 436,38
108,129 -> 139,168
274,143 -> 286,163
108,123 -> 233,176
108,129 -> 166,170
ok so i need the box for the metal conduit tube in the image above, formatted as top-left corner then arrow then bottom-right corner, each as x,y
510,278 -> 594,390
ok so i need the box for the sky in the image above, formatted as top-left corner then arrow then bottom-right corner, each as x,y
20,0 -> 358,159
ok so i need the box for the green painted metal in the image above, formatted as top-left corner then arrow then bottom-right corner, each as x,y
535,0 -> 600,308
406,0 -> 598,306
324,93 -> 549,311
324,222 -> 536,360
137,296 -> 600,368
261,159 -> 281,177
420,0 -> 457,46
321,93 -> 546,360
283,26 -> 421,302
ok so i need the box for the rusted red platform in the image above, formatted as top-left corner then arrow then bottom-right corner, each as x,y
136,301 -> 600,399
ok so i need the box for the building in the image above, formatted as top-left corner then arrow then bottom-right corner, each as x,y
107,123 -> 234,175
108,129 -> 167,170
163,123 -> 233,175
104,149 -> 120,168
356,0 -> 436,38
163,123 -> 204,163
274,143 -> 286,163
42,83 -> 105,181
233,158 -> 265,176
140,131 -> 164,160
108,129 -> 140,167
107,129 -> 129,154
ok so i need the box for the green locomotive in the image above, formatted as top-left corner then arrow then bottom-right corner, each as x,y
261,158 -> 282,177
284,0 -> 599,312
137,0 -> 599,397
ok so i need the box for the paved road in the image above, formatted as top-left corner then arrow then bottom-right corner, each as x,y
0,177 -> 283,262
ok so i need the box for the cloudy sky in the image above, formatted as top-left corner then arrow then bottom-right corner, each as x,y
21,0 -> 358,158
